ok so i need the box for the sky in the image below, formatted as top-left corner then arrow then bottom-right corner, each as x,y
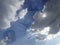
0,0 -> 60,45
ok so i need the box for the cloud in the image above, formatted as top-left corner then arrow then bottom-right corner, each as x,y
0,0 -> 24,29
18,8 -> 27,19
26,27 -> 50,42
36,32 -> 60,45
26,0 -> 60,43
0,39 -> 6,45
31,0 -> 60,34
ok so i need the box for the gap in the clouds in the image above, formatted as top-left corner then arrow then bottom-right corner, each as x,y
0,0 -> 49,45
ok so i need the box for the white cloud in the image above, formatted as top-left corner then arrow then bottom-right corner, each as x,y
19,8 -> 27,19
0,0 -> 24,29
41,13 -> 47,18
58,43 -> 60,45
26,27 -> 50,42
0,39 -> 6,45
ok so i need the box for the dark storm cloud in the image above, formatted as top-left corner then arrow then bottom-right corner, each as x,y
31,0 -> 60,34
45,0 -> 60,34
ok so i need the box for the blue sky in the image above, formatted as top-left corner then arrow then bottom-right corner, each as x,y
0,0 -> 60,45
